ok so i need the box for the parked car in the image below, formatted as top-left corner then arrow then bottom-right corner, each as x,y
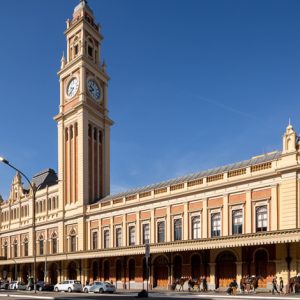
0,280 -> 9,289
36,281 -> 54,291
54,280 -> 82,292
8,281 -> 17,290
83,281 -> 115,294
27,281 -> 54,291
9,281 -> 26,290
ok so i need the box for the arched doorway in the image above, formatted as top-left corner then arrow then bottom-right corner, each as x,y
22,264 -> 30,284
68,262 -> 77,280
128,259 -> 135,282
48,263 -> 59,284
116,260 -> 122,282
255,249 -> 268,288
153,255 -> 169,289
173,255 -> 182,280
37,263 -> 45,282
191,254 -> 201,280
103,260 -> 110,281
92,261 -> 99,280
216,251 -> 236,289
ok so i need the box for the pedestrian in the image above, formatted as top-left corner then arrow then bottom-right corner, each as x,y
279,277 -> 284,294
226,279 -> 238,295
272,276 -> 279,294
202,276 -> 208,292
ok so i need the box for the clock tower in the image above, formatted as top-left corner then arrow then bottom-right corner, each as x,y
54,0 -> 112,212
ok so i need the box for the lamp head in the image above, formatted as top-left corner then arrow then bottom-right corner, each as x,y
0,157 -> 9,164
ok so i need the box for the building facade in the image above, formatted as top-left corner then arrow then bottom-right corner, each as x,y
1,0 -> 300,291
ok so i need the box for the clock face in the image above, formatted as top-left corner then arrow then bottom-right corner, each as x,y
66,78 -> 79,98
87,79 -> 101,101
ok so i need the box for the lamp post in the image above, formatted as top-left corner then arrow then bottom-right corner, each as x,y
0,157 -> 37,293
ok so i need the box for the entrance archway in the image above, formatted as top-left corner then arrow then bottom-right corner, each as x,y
153,255 -> 169,289
103,260 -> 110,281
37,263 -> 44,282
68,262 -> 77,280
92,261 -> 99,280
173,255 -> 182,280
22,264 -> 30,284
191,254 -> 201,279
255,249 -> 268,288
216,251 -> 236,289
48,263 -> 59,284
128,259 -> 135,281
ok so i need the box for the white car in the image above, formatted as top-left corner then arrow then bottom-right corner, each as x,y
54,280 -> 82,292
82,281 -> 115,293
8,281 -> 26,290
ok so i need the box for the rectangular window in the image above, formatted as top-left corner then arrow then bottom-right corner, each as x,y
192,216 -> 201,239
211,213 -> 221,237
92,231 -> 98,250
116,228 -> 122,247
256,206 -> 268,232
157,221 -> 165,243
142,223 -> 150,244
232,209 -> 243,235
104,229 -> 110,248
174,219 -> 182,241
129,226 -> 135,246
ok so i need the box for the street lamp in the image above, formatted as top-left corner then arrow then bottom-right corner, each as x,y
0,156 -> 37,293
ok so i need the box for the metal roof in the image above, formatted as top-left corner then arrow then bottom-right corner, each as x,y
101,151 -> 281,201
24,169 -> 58,191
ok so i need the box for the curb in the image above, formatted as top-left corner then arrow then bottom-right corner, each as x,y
0,294 -> 54,299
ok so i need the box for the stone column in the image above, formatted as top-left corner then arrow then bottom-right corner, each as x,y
236,261 -> 243,288
245,189 -> 252,233
202,198 -> 208,238
271,184 -> 278,230
166,206 -> 171,242
223,194 -> 229,236
208,263 -> 216,290
183,203 -> 188,240
150,209 -> 155,244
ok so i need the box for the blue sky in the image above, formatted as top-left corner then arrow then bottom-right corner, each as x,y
0,0 -> 300,198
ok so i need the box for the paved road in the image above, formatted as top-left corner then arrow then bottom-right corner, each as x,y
2,290 -> 300,300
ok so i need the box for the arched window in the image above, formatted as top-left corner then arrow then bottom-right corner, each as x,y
48,198 -> 51,210
142,223 -> 150,244
211,213 -> 221,237
39,235 -> 44,255
86,37 -> 94,58
191,216 -> 201,239
52,233 -> 58,254
92,231 -> 98,250
13,240 -> 18,258
256,206 -> 268,232
129,226 -> 135,246
115,228 -> 122,247
232,209 -> 243,235
128,259 -> 135,281
3,241 -> 8,258
174,219 -> 182,241
24,238 -> 28,257
103,229 -> 109,249
157,221 -> 165,243
69,229 -> 76,252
